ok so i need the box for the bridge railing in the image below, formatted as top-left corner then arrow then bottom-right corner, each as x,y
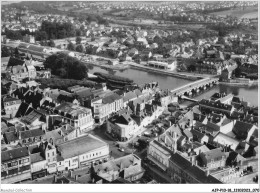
170,78 -> 218,95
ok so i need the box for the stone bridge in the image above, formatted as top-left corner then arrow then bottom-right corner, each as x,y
170,77 -> 219,97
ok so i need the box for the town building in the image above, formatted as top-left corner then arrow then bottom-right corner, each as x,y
92,154 -> 145,182
2,96 -> 21,118
92,93 -> 123,124
1,147 -> 31,184
54,102 -> 94,132
56,134 -> 109,169
147,60 -> 177,71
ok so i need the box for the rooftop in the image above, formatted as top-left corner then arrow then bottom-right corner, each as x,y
57,134 -> 107,159
2,147 -> 29,162
55,102 -> 92,117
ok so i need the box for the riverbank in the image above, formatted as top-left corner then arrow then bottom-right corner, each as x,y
127,62 -> 203,81
81,59 -> 129,71
219,79 -> 258,86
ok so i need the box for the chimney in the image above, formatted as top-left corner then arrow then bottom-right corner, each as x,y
190,156 -> 194,166
18,131 -> 22,140
173,142 -> 177,154
53,175 -> 57,183
120,162 -> 124,171
70,170 -> 73,178
164,136 -> 167,144
173,132 -> 177,139
205,169 -> 210,176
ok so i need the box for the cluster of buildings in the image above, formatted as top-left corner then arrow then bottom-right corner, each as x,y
2,1 -> 258,78
147,93 -> 258,183
1,1 -> 258,185
1,52 -> 179,184
1,77 -> 155,183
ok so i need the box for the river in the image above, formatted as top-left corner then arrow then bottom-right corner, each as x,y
88,66 -> 258,106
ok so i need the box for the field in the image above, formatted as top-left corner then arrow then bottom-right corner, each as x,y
56,6 -> 75,11
73,8 -> 110,15
211,7 -> 258,19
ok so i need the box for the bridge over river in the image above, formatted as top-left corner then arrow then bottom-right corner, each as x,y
170,77 -> 219,97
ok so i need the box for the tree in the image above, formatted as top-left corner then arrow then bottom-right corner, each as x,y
14,47 -> 19,57
76,36 -> 82,45
67,41 -> 75,51
234,67 -> 241,78
1,46 -> 11,57
75,44 -> 84,53
188,64 -> 196,72
44,53 -> 88,80
49,39 -> 55,47
35,31 -> 48,41
76,29 -> 81,37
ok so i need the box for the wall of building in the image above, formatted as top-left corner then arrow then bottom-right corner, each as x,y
78,145 -> 109,168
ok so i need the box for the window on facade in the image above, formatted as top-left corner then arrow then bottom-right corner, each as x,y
73,159 -> 78,163
11,162 -> 18,167
52,152 -> 55,156
96,153 -> 98,156
99,152 -> 101,155
47,153 -> 49,157
93,154 -> 94,157
7,163 -> 12,167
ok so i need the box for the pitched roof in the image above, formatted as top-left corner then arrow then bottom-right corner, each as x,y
213,133 -> 240,150
20,129 -> 45,139
114,113 -> 133,125
55,102 -> 91,117
4,131 -> 18,143
30,152 -> 45,163
1,147 -> 29,162
169,152 -> 221,183
232,121 -> 254,140
183,129 -> 193,138
15,102 -> 30,117
193,113 -> 206,122
102,93 -> 122,104
190,129 -> 207,142
7,57 -> 25,67
21,110 -> 43,125
200,148 -> 227,163
123,91 -> 137,102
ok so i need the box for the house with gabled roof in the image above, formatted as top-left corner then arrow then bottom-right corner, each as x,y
1,147 -> 31,183
198,148 -> 228,170
2,96 -> 21,119
232,121 -> 257,141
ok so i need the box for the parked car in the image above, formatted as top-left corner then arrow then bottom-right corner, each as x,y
118,147 -> 125,152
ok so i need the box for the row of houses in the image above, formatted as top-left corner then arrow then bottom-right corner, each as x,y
146,94 -> 258,183
1,134 -> 110,183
